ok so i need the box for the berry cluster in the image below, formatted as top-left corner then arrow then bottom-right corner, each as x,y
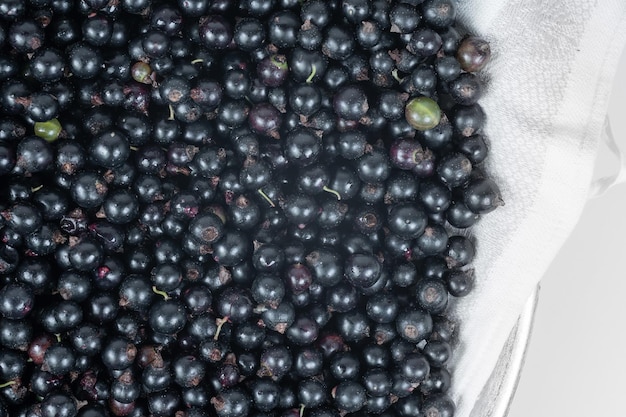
0,0 -> 501,417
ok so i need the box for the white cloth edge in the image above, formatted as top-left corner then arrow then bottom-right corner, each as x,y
448,2 -> 626,416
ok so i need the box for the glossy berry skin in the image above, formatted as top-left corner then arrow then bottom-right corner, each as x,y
333,381 -> 367,413
267,10 -> 299,49
209,389 -> 251,417
234,18 -> 265,51
437,153 -> 473,188
148,299 -> 187,335
0,3 -> 498,416
69,324 -> 104,357
445,235 -> 475,268
449,72 -> 483,106
325,282 -> 358,313
282,193 -> 319,226
445,269 -> 474,297
363,368 -> 392,396
393,393 -> 422,417
298,378 -> 327,408
82,14 -> 113,46
422,339 -> 452,367
337,130 -> 367,160
188,212 -> 224,244
90,130 -> 130,169
421,394 -> 456,417
253,244 -> 285,273
173,355 -> 206,388
366,292 -> 399,324
102,337 -> 137,370
284,128 -> 322,167
446,200 -> 481,228
249,378 -> 280,412
258,345 -> 292,380
199,15 -> 233,50
336,310 -> 370,343
25,223 -> 61,256
0,283 -> 34,319
333,85 -> 368,121
71,171 -> 109,209
233,321 -> 265,351
68,237 -> 104,272
286,316 -> 319,346
148,389 -> 181,417
43,344 -> 75,375
396,309 -> 433,343
457,36 -> 491,72
294,347 -> 323,378
216,286 -> 254,323
2,203 -> 42,235
344,253 -> 382,288
102,189 -> 139,224
463,177 -> 504,214
390,3 -> 421,33
416,278 -> 448,314
111,371 -> 141,404
15,136 -> 54,175
422,0 -> 457,29
415,224 -> 449,255
40,392 -> 77,417
456,134 -> 489,165
182,284 -> 213,316
451,104 -> 486,137
33,188 -> 69,221
143,362 -> 173,394
212,230 -> 251,267
40,300 -> 84,333
30,48 -> 65,83
68,43 -> 102,79
249,103 -> 282,138
387,202 -> 428,239
257,55 -> 289,87
251,274 -> 285,308
9,19 -> 44,53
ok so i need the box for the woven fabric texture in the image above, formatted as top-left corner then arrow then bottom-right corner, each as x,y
448,2 -> 626,415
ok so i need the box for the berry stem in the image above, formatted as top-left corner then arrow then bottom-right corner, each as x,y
306,64 -> 317,84
322,186 -> 342,200
299,404 -> 306,417
0,381 -> 16,388
392,69 -> 403,83
152,286 -> 170,300
191,58 -> 204,64
257,188 -> 276,207
214,316 -> 230,340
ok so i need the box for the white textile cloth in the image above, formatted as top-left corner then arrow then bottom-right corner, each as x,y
448,1 -> 626,415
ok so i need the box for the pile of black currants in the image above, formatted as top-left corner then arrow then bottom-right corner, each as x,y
0,0 -> 503,416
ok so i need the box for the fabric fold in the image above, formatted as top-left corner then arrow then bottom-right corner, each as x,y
449,1 -> 626,415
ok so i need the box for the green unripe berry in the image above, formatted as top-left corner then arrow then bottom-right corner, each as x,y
34,118 -> 62,142
405,96 -> 442,131
131,61 -> 153,84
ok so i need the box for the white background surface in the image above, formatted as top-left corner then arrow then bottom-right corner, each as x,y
507,45 -> 626,415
